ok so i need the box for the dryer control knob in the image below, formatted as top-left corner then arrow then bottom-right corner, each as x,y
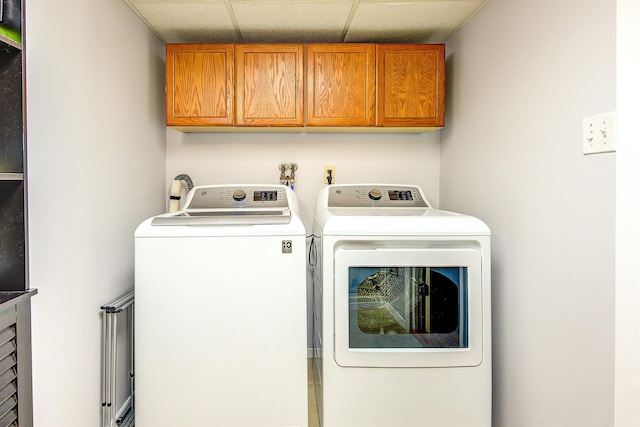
233,190 -> 247,201
368,189 -> 382,201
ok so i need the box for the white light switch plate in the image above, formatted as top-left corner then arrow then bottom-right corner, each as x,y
583,112 -> 616,155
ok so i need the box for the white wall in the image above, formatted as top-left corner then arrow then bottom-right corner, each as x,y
615,1 -> 640,425
442,0 -> 616,426
26,0 -> 166,425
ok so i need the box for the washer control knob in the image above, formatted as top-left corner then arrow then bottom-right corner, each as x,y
232,189 -> 247,201
368,189 -> 382,201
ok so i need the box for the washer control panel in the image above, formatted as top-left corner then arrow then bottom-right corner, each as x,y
185,185 -> 289,209
327,185 -> 428,208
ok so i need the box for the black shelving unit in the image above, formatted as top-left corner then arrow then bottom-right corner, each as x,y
0,0 -> 35,424
1,0 -> 28,292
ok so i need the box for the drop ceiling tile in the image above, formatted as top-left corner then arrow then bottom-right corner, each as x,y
345,0 -> 488,43
123,0 -> 490,45
126,0 -> 239,43
230,0 -> 354,43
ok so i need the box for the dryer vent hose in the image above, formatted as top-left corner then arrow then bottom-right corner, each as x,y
169,174 -> 194,213
173,174 -> 194,191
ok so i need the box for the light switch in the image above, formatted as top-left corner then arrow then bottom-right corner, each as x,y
583,112 -> 616,155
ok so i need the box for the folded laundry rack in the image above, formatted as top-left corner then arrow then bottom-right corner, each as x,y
101,290 -> 134,427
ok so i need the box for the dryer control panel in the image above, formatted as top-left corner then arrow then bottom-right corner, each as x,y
327,185 -> 429,208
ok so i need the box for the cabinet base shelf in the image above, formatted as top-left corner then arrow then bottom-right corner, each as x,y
170,126 -> 442,134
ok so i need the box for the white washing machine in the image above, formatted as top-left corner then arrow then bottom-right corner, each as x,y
311,184 -> 491,427
135,184 -> 308,427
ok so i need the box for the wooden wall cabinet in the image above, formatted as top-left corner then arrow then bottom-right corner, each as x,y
236,44 -> 303,126
166,44 -> 235,126
377,44 -> 446,127
165,43 -> 445,132
305,44 -> 376,127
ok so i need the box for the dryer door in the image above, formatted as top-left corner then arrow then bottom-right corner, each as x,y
334,246 -> 484,368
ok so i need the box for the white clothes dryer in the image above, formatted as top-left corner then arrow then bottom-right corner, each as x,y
135,184 -> 308,427
311,184 -> 491,427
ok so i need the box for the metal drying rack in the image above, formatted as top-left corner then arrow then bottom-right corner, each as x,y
101,290 -> 134,427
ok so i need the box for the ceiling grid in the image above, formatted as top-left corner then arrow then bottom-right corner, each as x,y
123,0 -> 490,44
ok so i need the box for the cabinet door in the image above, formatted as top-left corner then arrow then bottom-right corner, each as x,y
306,44 -> 375,127
166,44 -> 234,126
236,44 -> 303,127
377,44 -> 445,127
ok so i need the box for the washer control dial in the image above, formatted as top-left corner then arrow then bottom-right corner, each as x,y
368,189 -> 382,201
232,189 -> 247,201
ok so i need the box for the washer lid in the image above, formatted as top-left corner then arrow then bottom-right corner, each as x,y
151,208 -> 291,226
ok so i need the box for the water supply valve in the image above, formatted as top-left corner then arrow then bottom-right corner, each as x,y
278,162 -> 298,190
